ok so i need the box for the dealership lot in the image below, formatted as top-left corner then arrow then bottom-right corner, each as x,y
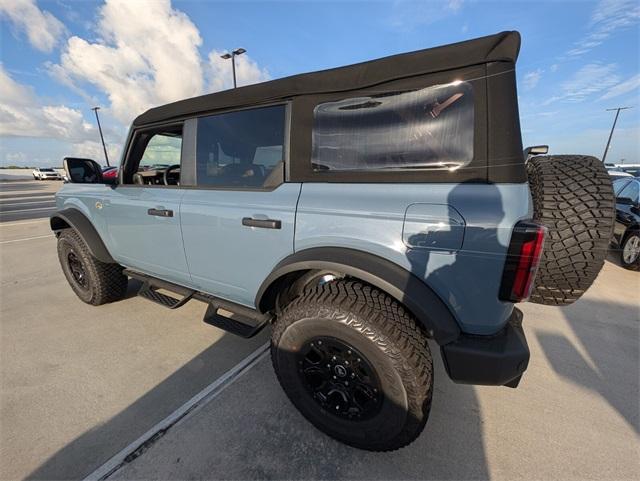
1,179 -> 638,480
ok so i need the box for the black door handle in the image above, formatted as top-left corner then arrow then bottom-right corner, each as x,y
242,217 -> 281,229
148,208 -> 173,217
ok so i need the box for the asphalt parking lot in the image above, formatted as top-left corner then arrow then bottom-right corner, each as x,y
1,179 -> 639,481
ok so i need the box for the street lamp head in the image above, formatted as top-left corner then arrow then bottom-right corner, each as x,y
91,106 -> 100,111
220,53 -> 232,59
232,48 -> 246,56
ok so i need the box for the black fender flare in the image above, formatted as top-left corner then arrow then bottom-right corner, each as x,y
256,247 -> 461,345
50,208 -> 115,264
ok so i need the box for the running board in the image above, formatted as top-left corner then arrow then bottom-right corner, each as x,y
125,269 -> 195,310
124,269 -> 272,337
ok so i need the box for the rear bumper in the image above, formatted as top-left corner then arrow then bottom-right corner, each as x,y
440,307 -> 529,388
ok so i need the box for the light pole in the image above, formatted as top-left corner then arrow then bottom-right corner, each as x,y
220,48 -> 246,88
91,106 -> 110,166
602,106 -> 632,164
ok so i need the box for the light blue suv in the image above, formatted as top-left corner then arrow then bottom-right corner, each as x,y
51,31 -> 614,451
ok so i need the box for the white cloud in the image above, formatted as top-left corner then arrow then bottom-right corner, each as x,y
0,64 -> 95,143
53,0 -> 204,125
5,151 -> 26,164
599,73 -> 640,101
545,63 -> 621,104
522,69 -> 543,90
0,0 -> 66,52
207,50 -> 271,92
567,0 -> 640,57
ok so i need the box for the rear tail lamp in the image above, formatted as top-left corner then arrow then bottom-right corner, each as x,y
499,221 -> 547,302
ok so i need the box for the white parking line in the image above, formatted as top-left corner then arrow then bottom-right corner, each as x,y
0,234 -> 53,244
0,200 -> 56,206
84,343 -> 269,481
0,219 -> 50,227
0,206 -> 56,214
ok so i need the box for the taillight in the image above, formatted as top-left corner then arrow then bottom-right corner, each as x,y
499,221 -> 547,302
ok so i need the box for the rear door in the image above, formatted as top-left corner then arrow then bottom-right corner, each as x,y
180,104 -> 301,307
104,123 -> 191,286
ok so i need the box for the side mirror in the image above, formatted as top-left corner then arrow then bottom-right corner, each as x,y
616,196 -> 634,205
524,145 -> 549,161
63,157 -> 104,184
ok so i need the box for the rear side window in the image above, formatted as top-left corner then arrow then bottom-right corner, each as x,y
196,105 -> 286,188
311,81 -> 474,172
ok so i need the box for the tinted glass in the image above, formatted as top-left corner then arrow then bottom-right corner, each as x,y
618,180 -> 639,203
311,81 -> 474,172
613,178 -> 632,195
196,105 -> 286,188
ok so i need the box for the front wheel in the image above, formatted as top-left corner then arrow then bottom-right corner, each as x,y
271,280 -> 433,451
621,232 -> 640,270
57,229 -> 128,305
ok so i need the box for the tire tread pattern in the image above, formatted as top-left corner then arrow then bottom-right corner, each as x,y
57,229 -> 128,305
527,155 -> 614,305
271,279 -> 433,451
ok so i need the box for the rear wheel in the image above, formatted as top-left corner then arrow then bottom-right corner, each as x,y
57,229 -> 128,305
526,155 -> 615,305
271,280 -> 433,451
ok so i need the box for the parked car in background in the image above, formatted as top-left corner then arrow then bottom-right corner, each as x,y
33,167 -> 62,180
102,166 -> 118,182
617,164 -> 640,177
612,178 -> 640,270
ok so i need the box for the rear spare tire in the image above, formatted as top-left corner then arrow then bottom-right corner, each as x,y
526,155 -> 614,305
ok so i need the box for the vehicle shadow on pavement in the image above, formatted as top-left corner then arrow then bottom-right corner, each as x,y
25,332 -> 266,481
535,298 -> 639,434
108,349 -> 490,480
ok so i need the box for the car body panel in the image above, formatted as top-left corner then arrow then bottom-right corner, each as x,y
179,183 -> 302,307
103,186 -> 191,285
295,182 -> 532,334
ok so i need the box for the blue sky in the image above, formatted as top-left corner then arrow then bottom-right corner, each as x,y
1,0 -> 638,167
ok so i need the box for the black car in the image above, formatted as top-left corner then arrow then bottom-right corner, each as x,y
612,178 -> 640,270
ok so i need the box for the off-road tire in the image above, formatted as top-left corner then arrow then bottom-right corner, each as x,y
620,231 -> 640,271
527,155 -> 614,305
57,229 -> 128,305
271,279 -> 433,451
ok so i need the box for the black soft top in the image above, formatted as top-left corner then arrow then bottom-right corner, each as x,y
133,31 -> 520,127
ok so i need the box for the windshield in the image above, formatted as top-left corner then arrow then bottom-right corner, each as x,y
41,168 -> 54,172
139,134 -> 182,169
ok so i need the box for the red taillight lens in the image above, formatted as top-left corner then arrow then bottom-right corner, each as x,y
499,221 -> 547,302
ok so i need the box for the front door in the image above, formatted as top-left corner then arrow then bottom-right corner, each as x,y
105,125 -> 191,286
179,104 -> 300,307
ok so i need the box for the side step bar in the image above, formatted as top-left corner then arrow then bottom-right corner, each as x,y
124,269 -> 272,338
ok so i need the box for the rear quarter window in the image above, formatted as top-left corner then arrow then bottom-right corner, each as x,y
311,81 -> 474,172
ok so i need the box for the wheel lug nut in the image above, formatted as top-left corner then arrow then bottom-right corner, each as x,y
345,381 -> 349,386
347,350 -> 352,355
332,356 -> 337,361
344,361 -> 349,365
318,340 -> 322,345
327,364 -> 331,368
351,373 -> 355,378
333,375 -> 337,379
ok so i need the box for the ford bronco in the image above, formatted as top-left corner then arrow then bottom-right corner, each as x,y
51,31 -> 614,451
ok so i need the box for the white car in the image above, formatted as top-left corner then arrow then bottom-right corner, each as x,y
32,168 -> 62,180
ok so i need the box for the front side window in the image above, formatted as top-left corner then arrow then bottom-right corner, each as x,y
311,81 -> 474,172
124,126 -> 183,185
196,105 -> 286,188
